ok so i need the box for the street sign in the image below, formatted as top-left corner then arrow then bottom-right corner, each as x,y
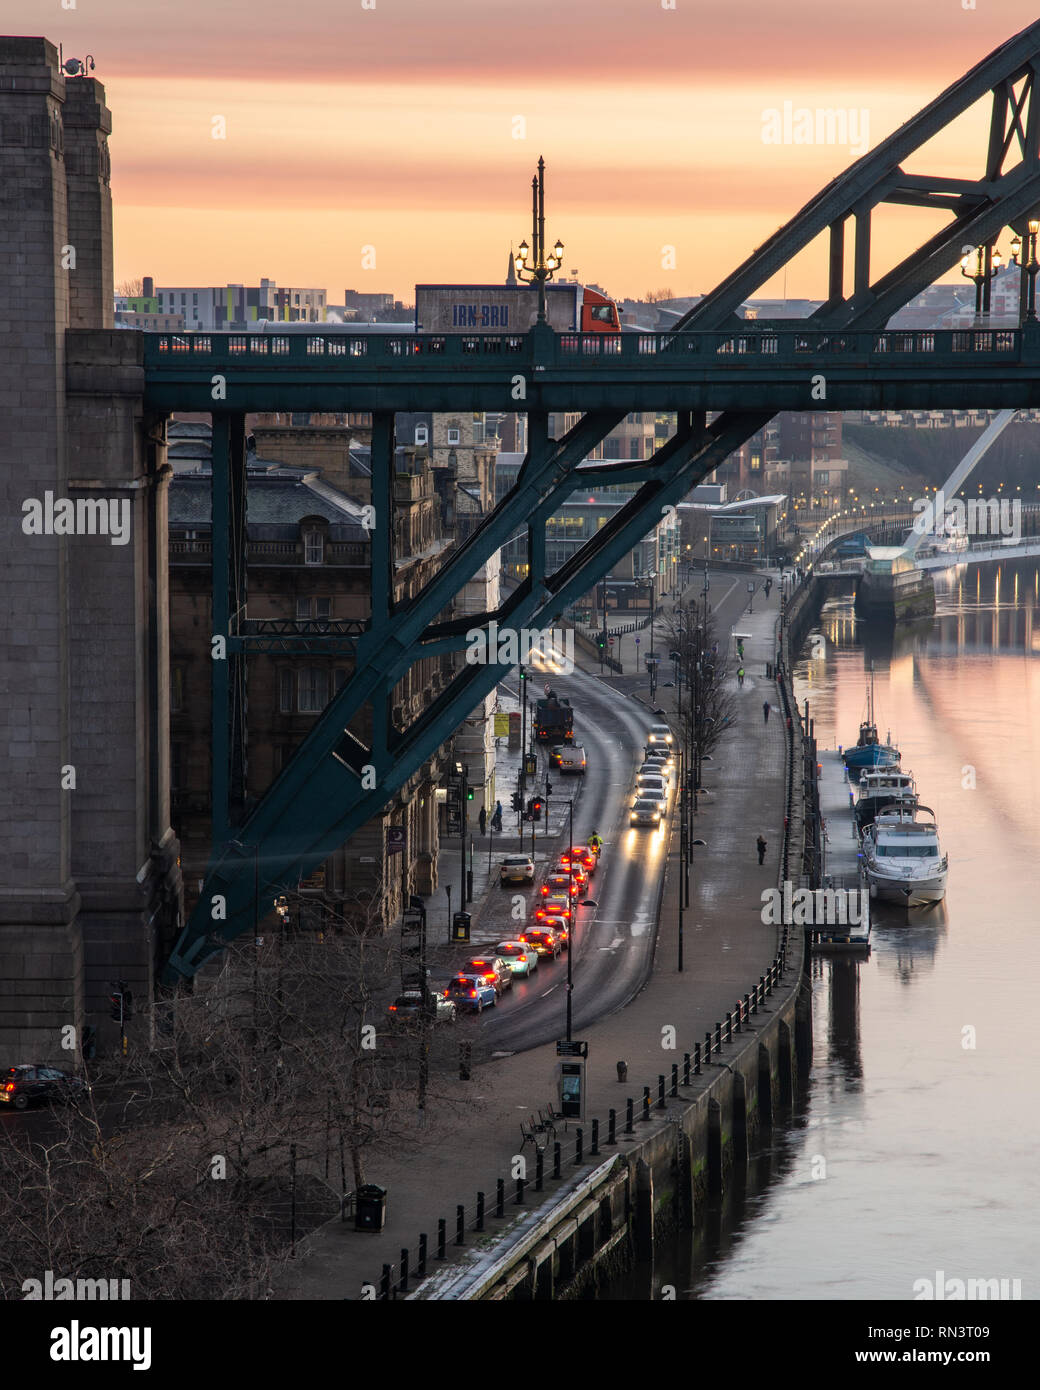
556,1039 -> 588,1058
608,637 -> 614,647
386,826 -> 405,855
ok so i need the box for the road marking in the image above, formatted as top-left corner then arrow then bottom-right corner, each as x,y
541,985 -> 560,997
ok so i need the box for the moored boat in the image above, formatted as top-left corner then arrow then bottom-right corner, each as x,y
854,767 -> 918,830
861,803 -> 948,906
843,667 -> 900,774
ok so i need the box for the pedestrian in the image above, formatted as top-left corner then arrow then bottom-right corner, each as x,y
478,805 -> 487,836
763,700 -> 770,723
737,640 -> 744,659
756,834 -> 767,865
491,801 -> 502,832
737,666 -> 745,687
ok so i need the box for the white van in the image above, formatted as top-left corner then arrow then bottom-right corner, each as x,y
558,744 -> 587,775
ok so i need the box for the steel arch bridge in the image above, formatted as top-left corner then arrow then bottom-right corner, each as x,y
161,18 -> 1040,982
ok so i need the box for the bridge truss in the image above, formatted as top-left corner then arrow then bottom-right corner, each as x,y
161,18 -> 1040,982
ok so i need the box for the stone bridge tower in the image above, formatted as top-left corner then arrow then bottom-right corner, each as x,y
0,37 -> 181,1059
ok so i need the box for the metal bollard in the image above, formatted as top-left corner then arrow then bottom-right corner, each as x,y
455,1205 -> 465,1246
671,1064 -> 679,1097
417,1233 -> 427,1279
625,1098 -> 634,1134
536,1149 -> 544,1191
553,1141 -> 562,1180
380,1264 -> 392,1299
436,1219 -> 446,1260
715,1021 -> 722,1050
704,1031 -> 712,1062
744,991 -> 751,1023
515,1177 -> 525,1205
591,1118 -> 600,1156
725,1011 -> 732,1042
496,1179 -> 505,1219
658,1075 -> 666,1110
736,1001 -> 742,1033
683,1053 -> 691,1086
695,1042 -> 702,1075
642,1086 -> 651,1122
608,1109 -> 617,1145
399,1249 -> 409,1294
476,1191 -> 485,1232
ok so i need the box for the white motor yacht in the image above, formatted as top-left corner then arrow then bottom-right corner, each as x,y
861,803 -> 947,906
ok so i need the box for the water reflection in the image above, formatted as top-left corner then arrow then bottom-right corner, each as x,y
603,559 -> 1040,1300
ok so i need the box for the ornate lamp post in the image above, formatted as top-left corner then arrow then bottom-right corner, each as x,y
514,157 -> 564,325
1010,220 -> 1040,324
960,243 -> 1001,320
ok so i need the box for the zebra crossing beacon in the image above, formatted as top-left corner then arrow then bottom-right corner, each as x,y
159,18 -> 1040,981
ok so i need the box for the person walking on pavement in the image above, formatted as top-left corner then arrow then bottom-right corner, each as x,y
737,666 -> 745,688
737,640 -> 744,660
763,700 -> 770,723
491,801 -> 502,832
757,834 -> 767,865
478,805 -> 487,836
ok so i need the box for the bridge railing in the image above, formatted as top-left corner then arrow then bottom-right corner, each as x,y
144,326 -> 1038,370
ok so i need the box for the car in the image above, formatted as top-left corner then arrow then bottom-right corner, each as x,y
547,746 -> 566,770
541,872 -> 580,899
443,974 -> 497,1012
561,845 -> 596,875
557,745 -> 587,774
462,956 -> 513,994
535,894 -> 572,923
387,990 -> 457,1025
642,752 -> 674,781
0,1065 -> 90,1112
648,723 -> 673,746
553,861 -> 589,891
496,941 -> 539,975
500,854 -> 535,885
520,929 -> 562,959
635,776 -> 668,811
630,797 -> 663,827
643,747 -> 675,771
540,916 -> 570,950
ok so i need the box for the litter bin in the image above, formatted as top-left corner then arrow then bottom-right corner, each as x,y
355,1183 -> 387,1233
451,911 -> 471,944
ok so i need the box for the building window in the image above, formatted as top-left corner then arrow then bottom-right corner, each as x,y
279,669 -> 294,713
315,596 -> 331,620
414,425 -> 428,446
298,667 -> 329,713
296,597 -> 311,622
817,470 -> 830,486
304,529 -> 324,565
447,427 -> 461,445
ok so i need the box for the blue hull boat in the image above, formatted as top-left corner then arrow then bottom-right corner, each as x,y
843,667 -> 899,774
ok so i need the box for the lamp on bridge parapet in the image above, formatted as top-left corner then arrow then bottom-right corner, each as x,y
515,157 -> 564,326
960,244 -> 1002,321
1010,221 -> 1040,325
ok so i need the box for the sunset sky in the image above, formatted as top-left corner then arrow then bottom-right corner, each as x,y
4,0 -> 1034,305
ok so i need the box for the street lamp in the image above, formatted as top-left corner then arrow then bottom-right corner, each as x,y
960,244 -> 1001,320
514,157 -> 564,325
1011,220 -> 1040,324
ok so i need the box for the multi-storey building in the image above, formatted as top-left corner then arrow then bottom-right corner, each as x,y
144,277 -> 327,330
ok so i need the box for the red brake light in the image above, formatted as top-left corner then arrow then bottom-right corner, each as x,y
3,1083 -> 14,1093
469,990 -> 476,997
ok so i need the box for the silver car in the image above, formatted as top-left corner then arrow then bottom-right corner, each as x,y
500,854 -> 535,885
630,797 -> 663,827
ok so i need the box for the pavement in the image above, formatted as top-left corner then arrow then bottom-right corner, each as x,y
277,568 -> 791,1299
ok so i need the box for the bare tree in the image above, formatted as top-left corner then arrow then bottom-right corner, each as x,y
643,287 -> 675,304
115,278 -> 143,298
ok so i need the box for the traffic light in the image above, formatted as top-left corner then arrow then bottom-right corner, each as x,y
519,667 -> 526,682
511,791 -> 522,812
530,797 -> 543,822
109,981 -> 131,1024
545,778 -> 553,795
467,787 -> 474,800
596,635 -> 605,649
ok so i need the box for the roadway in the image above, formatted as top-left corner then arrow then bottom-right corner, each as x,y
430,568 -> 761,1056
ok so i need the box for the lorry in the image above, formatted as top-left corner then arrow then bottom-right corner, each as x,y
534,695 -> 574,744
415,283 -> 621,335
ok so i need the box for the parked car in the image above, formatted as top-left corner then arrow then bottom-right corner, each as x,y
0,1065 -> 89,1112
443,974 -> 497,1012
462,956 -> 514,995
496,941 -> 539,976
500,854 -> 535,885
387,990 -> 457,1025
630,797 -> 663,827
541,872 -> 580,899
520,929 -> 562,959
648,723 -> 674,746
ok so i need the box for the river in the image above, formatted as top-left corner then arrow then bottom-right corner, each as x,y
609,558 -> 1040,1300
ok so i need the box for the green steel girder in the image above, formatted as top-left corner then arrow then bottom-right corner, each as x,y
162,409 -> 766,981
